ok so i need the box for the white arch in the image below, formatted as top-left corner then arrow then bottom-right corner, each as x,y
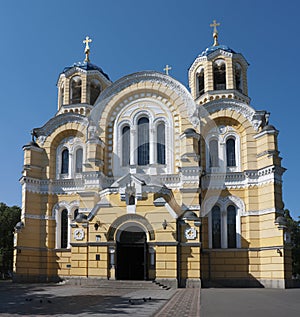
115,221 -> 149,242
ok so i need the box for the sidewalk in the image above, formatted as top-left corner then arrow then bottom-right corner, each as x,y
0,281 -> 191,317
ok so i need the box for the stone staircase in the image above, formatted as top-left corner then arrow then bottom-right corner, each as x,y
65,278 -> 172,290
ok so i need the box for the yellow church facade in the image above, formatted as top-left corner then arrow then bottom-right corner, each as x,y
14,27 -> 292,288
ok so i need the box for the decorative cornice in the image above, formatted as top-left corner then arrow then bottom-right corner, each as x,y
202,165 -> 286,190
33,113 -> 89,144
91,71 -> 197,126
203,99 -> 267,131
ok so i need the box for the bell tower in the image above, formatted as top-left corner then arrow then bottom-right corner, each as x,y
189,21 -> 250,105
56,36 -> 112,116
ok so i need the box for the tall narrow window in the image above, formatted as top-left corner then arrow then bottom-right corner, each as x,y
235,63 -> 242,92
90,79 -> 101,105
197,68 -> 205,97
61,209 -> 68,249
157,122 -> 166,164
226,138 -> 236,166
122,126 -> 130,166
227,205 -> 237,248
75,148 -> 83,173
209,139 -> 219,167
74,209 -> 79,221
60,83 -> 64,106
61,149 -> 69,174
70,76 -> 82,104
138,117 -> 149,165
213,59 -> 226,90
212,205 -> 221,248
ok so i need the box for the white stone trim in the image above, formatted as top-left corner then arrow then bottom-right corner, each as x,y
53,200 -> 79,249
113,98 -> 174,177
206,195 -> 243,249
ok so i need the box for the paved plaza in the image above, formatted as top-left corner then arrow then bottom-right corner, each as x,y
0,280 -> 300,316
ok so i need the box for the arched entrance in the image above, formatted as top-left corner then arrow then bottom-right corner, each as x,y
116,225 -> 148,280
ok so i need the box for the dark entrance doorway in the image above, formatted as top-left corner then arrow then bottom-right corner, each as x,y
116,226 -> 148,280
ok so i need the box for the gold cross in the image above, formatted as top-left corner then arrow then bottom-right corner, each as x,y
210,19 -> 220,33
83,36 -> 92,62
210,20 -> 220,46
164,64 -> 172,75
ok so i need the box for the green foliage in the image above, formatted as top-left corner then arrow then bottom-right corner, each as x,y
285,209 -> 300,276
0,202 -> 21,275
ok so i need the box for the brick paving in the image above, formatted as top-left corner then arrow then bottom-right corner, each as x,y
154,289 -> 200,317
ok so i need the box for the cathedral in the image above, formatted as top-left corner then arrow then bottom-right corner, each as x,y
13,22 -> 292,288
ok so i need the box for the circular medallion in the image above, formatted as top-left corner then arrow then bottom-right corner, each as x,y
74,228 -> 85,240
185,227 -> 197,240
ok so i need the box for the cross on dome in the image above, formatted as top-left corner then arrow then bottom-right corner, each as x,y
163,64 -> 172,75
210,20 -> 220,46
83,36 -> 92,62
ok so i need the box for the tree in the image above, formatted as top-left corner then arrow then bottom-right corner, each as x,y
0,203 -> 21,278
285,209 -> 300,277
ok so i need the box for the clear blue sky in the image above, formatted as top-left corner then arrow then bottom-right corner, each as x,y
0,0 -> 299,218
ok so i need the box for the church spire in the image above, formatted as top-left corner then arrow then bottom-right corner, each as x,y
83,36 -> 92,62
210,20 -> 220,46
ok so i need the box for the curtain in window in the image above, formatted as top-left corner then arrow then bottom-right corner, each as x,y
157,123 -> 166,164
227,205 -> 237,248
61,149 -> 69,174
122,126 -> 130,166
138,117 -> 149,165
61,209 -> 68,248
75,148 -> 83,173
226,138 -> 236,166
209,139 -> 219,167
212,205 -> 221,248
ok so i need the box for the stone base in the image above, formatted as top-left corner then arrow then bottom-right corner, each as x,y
202,278 -> 294,289
12,274 -> 61,283
179,278 -> 201,288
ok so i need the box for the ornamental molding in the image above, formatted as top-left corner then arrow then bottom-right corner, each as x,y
24,214 -> 55,220
107,214 -> 155,241
202,195 -> 245,217
91,71 -> 197,127
203,99 -> 266,131
33,113 -> 89,145
202,165 -> 285,190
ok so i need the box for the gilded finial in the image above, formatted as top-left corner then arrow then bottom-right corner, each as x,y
163,64 -> 172,75
210,20 -> 220,46
83,36 -> 92,62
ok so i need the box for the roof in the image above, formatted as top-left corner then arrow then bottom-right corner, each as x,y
62,61 -> 110,80
199,44 -> 235,57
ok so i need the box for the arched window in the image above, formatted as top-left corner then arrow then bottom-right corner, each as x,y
122,126 -> 130,166
60,83 -> 64,106
138,117 -> 149,165
61,149 -> 69,174
226,138 -> 236,167
209,139 -> 219,167
212,205 -> 221,248
227,205 -> 237,248
70,76 -> 82,104
197,67 -> 205,97
75,148 -> 83,173
213,59 -> 226,90
235,63 -> 243,92
90,79 -> 101,105
157,122 -> 166,164
61,209 -> 68,249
